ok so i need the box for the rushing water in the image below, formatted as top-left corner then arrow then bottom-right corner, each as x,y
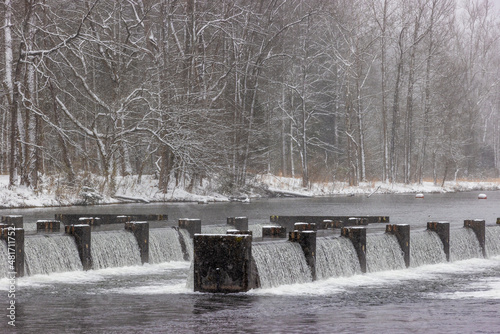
316,237 -> 361,279
252,242 -> 312,288
366,234 -> 406,272
0,242 -> 8,278
91,231 -> 142,269
24,235 -> 82,276
2,192 -> 500,333
410,230 -> 447,267
149,228 -> 186,263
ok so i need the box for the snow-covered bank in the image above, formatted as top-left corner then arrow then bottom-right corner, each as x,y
0,174 -> 499,208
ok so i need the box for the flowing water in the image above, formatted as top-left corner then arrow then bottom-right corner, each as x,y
91,231 -> 142,269
2,192 -> 500,333
315,237 -> 361,279
410,230 -> 447,267
24,235 -> 82,275
252,242 -> 312,288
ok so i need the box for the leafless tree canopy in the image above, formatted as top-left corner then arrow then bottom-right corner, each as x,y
1,0 -> 499,193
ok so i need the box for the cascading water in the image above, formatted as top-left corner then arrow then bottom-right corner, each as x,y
149,228 -> 186,263
450,228 -> 483,262
485,226 -> 500,257
24,235 -> 83,276
366,234 -> 406,272
315,237 -> 361,280
252,241 -> 312,288
410,230 -> 447,267
0,241 -> 9,278
91,231 -> 142,269
179,229 -> 193,260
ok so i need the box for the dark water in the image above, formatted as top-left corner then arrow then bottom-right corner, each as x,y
2,191 -> 500,333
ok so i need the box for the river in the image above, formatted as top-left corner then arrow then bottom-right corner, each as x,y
1,191 -> 500,333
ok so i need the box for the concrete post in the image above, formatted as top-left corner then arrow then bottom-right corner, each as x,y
341,227 -> 367,273
289,230 -> 317,280
386,224 -> 410,268
0,227 -> 25,277
427,222 -> 450,261
193,234 -> 254,293
227,217 -> 249,231
464,219 -> 486,258
36,220 -> 61,232
1,215 -> 23,229
293,222 -> 317,231
125,221 -> 149,264
227,230 -> 252,236
178,218 -> 201,238
78,217 -> 101,229
262,226 -> 287,239
65,224 -> 92,270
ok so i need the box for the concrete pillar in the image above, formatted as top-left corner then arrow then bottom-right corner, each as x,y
36,220 -> 61,233
193,234 -> 254,293
227,229 -> 252,236
0,227 -> 25,277
1,215 -> 23,229
341,227 -> 367,273
78,217 -> 101,229
178,218 -> 201,238
464,219 -> 486,258
262,226 -> 287,239
289,230 -> 317,280
294,222 -> 317,231
497,218 -> 500,225
386,224 -> 410,268
125,221 -> 149,264
427,222 -> 450,261
65,224 -> 92,270
227,217 -> 249,231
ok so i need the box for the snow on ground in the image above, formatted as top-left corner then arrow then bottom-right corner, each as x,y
0,174 -> 499,208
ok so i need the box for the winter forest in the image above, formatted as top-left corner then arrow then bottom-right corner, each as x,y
1,0 -> 500,198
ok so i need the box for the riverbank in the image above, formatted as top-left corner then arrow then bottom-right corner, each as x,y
0,174 -> 499,208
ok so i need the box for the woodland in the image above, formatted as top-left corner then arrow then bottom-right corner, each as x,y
1,0 -> 499,196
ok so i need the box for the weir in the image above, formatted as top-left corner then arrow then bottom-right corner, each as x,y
56,214 -> 168,226
450,228 -> 483,262
366,234 -> 406,272
270,215 -> 389,232
149,228 -> 186,263
91,230 -> 142,270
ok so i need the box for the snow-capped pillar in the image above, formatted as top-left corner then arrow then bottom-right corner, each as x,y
341,227 -> 367,273
1,215 -> 23,229
78,217 -> 101,230
178,218 -> 201,238
289,230 -> 316,280
386,224 -> 410,268
262,226 -> 287,239
193,234 -> 254,293
464,219 -> 486,258
65,224 -> 92,270
36,220 -> 61,232
125,221 -> 149,264
227,217 -> 249,231
427,222 -> 450,261
0,227 -> 25,277
294,222 -> 317,231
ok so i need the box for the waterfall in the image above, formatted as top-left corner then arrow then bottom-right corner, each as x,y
91,231 -> 142,269
149,228 -> 186,264
179,229 -> 193,261
24,235 -> 83,276
0,241 -> 8,278
252,241 -> 312,288
410,230 -> 447,267
486,226 -> 500,257
450,228 -> 483,262
366,234 -> 406,272
316,237 -> 361,280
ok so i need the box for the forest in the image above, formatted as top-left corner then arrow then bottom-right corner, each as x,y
1,0 -> 499,196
